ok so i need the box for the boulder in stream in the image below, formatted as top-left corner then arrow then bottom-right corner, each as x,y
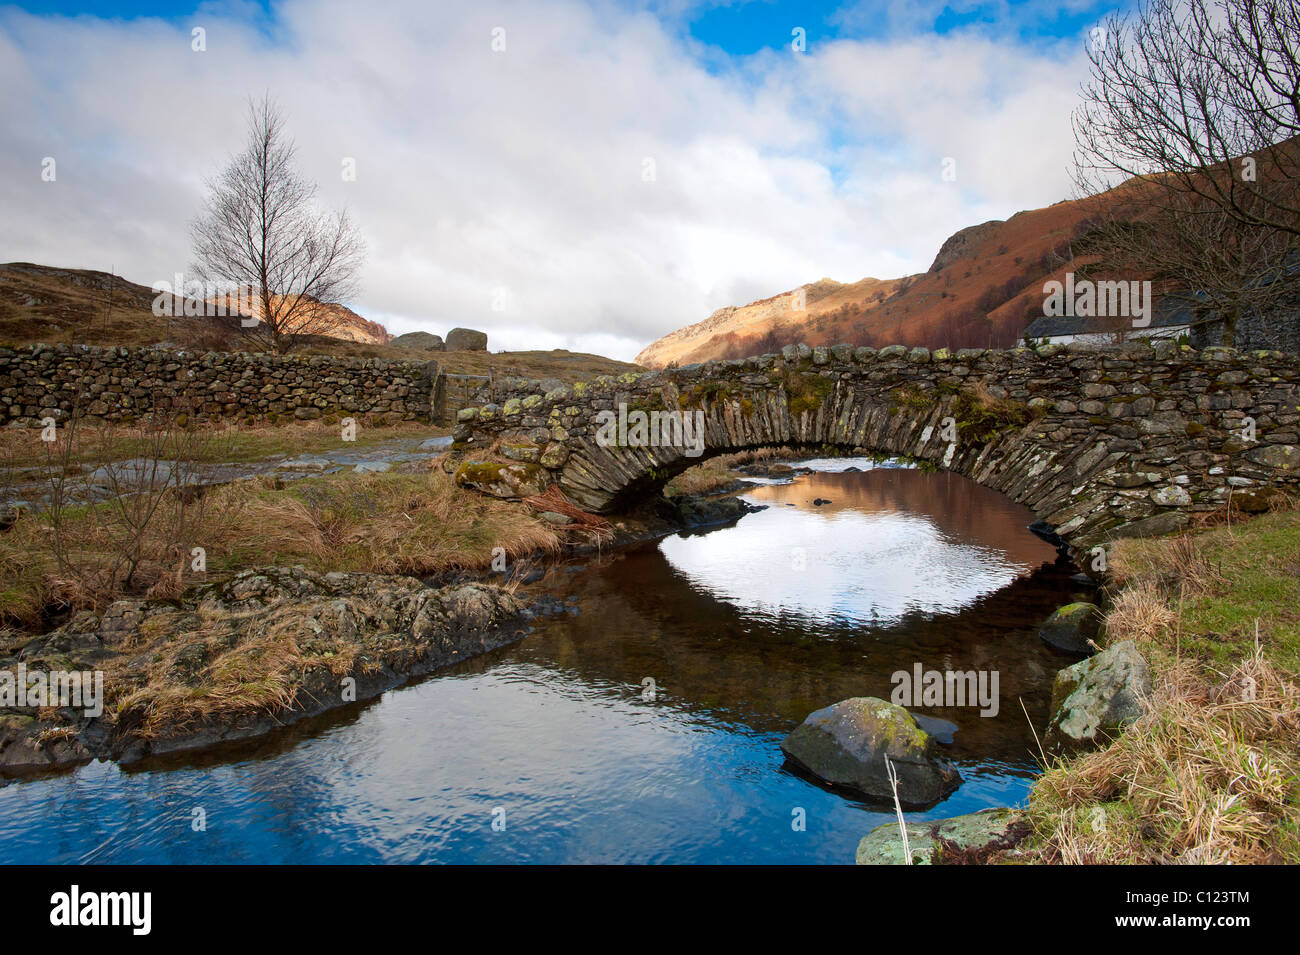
780,697 -> 960,807
1037,602 -> 1101,654
855,807 -> 1028,865
1045,639 -> 1151,749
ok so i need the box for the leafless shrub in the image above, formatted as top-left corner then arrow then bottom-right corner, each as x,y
35,400 -> 226,610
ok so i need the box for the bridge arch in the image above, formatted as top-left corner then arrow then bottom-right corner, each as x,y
450,342 -> 1300,555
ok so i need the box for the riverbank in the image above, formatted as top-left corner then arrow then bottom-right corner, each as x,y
860,502 -> 1300,864
0,439 -> 764,776
1023,504 -> 1300,864
0,566 -> 534,773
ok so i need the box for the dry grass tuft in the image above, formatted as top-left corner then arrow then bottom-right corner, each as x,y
1111,531 -> 1225,597
1030,646 -> 1300,864
522,485 -> 607,528
1104,580 -> 1178,645
112,616 -> 306,732
209,470 -> 563,577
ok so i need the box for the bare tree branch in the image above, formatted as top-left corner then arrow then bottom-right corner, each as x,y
1071,0 -> 1300,346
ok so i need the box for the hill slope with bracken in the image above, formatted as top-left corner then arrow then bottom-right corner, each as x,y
0,263 -> 391,349
208,285 -> 392,345
635,193 -> 1107,368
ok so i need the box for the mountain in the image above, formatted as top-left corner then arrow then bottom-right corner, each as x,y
635,194 -> 1106,367
0,263 -> 391,349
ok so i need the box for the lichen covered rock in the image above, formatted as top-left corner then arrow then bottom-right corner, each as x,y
780,697 -> 960,806
453,460 -> 551,498
855,808 -> 1026,865
1038,602 -> 1101,654
1045,639 -> 1151,748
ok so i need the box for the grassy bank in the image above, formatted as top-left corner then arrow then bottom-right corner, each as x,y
1025,507 -> 1300,864
663,458 -> 747,497
0,417 -> 439,472
0,466 -> 563,629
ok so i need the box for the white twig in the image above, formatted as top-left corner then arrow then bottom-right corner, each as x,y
884,754 -> 913,865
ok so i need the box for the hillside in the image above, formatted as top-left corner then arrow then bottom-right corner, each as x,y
0,263 -> 174,348
0,262 -> 639,382
0,263 -> 391,349
635,194 -> 1106,367
208,284 -> 392,345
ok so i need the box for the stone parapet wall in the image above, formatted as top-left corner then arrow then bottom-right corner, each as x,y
451,341 -> 1300,551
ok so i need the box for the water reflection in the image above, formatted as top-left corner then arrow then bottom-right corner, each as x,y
662,465 -> 1055,627
516,461 -> 1071,762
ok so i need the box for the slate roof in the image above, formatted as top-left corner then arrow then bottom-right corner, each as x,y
1024,299 -> 1194,338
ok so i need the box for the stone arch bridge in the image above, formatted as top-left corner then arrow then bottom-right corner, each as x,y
449,341 -> 1300,554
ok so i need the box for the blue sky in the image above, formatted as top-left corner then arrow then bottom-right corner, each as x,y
687,0 -> 1116,51
0,0 -> 1128,359
10,0 -> 1120,46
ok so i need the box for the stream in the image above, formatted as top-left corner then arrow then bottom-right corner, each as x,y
0,457 -> 1081,864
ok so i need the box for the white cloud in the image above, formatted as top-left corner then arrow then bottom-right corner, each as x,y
0,0 -> 1092,361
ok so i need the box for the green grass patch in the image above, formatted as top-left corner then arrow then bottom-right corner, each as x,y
1024,508 -> 1300,865
775,369 -> 834,417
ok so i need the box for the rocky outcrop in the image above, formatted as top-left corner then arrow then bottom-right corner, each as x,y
928,220 -> 1004,273
780,697 -> 961,807
452,341 -> 1300,553
1045,640 -> 1151,749
855,808 -> 1028,865
446,328 -> 488,351
0,567 -> 531,774
1038,602 -> 1101,654
673,493 -> 756,527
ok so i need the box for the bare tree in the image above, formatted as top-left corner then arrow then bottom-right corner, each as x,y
1077,185 -> 1297,344
1071,0 -> 1300,345
190,95 -> 364,354
1074,0 -> 1300,230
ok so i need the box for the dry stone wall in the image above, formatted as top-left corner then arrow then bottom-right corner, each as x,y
0,343 -> 437,425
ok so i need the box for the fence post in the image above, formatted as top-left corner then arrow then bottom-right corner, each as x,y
432,362 -> 447,425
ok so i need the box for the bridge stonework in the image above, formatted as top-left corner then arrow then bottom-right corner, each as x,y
449,342 -> 1300,554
